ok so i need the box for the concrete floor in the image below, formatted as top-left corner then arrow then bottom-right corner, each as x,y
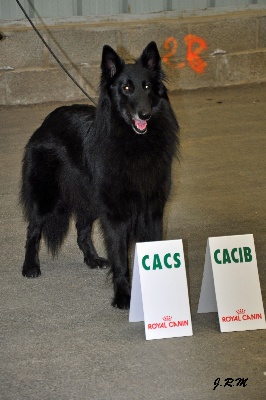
0,83 -> 265,399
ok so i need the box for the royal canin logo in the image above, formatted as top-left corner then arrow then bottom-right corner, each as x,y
221,309 -> 262,323
147,316 -> 189,330
162,315 -> 172,321
236,308 -> 246,314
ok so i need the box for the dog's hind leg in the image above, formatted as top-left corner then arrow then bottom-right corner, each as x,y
22,217 -> 43,278
76,217 -> 108,269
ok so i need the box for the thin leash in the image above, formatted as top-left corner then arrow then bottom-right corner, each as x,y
15,0 -> 97,106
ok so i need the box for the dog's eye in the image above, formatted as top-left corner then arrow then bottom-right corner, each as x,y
144,84 -> 150,90
123,85 -> 130,92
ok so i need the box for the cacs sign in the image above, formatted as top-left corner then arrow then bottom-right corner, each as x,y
142,252 -> 181,270
129,240 -> 193,340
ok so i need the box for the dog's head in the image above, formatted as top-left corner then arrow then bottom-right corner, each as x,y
100,42 -> 168,135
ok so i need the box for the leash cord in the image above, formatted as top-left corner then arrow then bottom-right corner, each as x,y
15,0 -> 97,105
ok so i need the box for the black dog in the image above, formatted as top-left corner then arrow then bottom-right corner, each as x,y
20,41 -> 179,309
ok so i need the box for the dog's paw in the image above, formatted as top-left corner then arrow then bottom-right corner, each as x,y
22,264 -> 41,278
112,293 -> 131,310
84,256 -> 109,269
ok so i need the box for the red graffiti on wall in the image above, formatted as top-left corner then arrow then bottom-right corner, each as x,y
162,35 -> 207,74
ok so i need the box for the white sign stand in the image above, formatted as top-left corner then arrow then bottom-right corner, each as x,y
198,234 -> 266,332
129,240 -> 193,340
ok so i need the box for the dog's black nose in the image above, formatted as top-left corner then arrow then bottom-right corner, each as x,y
138,112 -> 151,121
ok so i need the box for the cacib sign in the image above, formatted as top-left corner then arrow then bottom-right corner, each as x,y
198,234 -> 266,332
213,246 -> 252,264
129,240 -> 193,340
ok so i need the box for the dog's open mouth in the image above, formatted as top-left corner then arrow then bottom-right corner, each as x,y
132,118 -> 147,134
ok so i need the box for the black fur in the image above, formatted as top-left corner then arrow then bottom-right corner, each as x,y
20,42 -> 179,309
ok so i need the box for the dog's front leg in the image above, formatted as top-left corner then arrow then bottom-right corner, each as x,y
101,217 -> 130,309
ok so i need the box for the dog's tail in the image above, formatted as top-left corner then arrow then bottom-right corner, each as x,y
20,146 -> 71,257
20,188 -> 71,257
42,204 -> 71,257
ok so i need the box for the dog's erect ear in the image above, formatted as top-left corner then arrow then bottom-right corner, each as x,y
138,41 -> 161,72
101,45 -> 124,79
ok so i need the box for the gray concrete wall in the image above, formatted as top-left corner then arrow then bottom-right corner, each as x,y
0,8 -> 266,104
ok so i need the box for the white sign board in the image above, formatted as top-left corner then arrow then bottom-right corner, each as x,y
198,234 -> 266,332
129,240 -> 193,340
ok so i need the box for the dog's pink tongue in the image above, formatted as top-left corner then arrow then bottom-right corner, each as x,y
134,119 -> 147,131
